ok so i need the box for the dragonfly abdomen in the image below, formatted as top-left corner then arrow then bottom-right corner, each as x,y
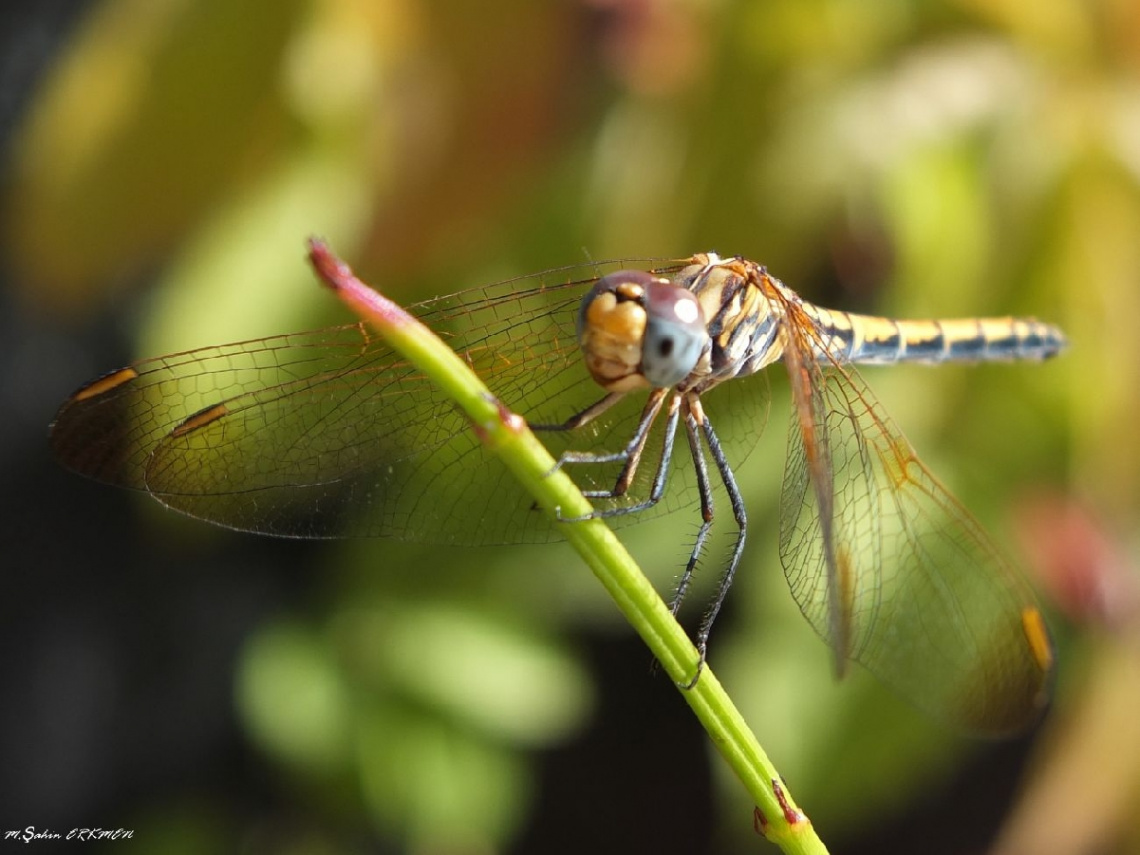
805,306 -> 1067,365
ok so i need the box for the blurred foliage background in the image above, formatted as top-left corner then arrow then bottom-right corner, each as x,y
2,0 -> 1138,853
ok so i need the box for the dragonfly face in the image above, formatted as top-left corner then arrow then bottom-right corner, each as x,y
51,251 -> 1064,735
576,269 -> 708,392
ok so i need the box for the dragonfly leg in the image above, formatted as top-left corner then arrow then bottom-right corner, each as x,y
556,392 -> 681,522
543,388 -> 669,506
530,391 -> 626,433
579,389 -> 672,500
555,387 -> 668,473
669,404 -> 715,618
681,395 -> 748,689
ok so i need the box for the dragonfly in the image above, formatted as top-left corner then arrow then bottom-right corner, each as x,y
51,248 -> 1064,735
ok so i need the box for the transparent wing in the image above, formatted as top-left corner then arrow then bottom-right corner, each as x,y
777,301 -> 1052,735
51,259 -> 766,543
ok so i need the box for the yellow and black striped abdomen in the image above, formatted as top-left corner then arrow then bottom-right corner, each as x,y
804,306 -> 1068,365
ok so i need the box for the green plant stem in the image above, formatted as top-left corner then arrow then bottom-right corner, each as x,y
308,238 -> 828,855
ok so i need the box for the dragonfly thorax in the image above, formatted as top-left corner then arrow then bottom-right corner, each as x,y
577,270 -> 709,392
672,254 -> 787,385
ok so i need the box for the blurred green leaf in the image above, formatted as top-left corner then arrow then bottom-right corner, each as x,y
237,621 -> 353,775
335,600 -> 593,745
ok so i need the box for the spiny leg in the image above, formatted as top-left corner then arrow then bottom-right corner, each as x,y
554,387 -> 670,501
530,391 -> 626,433
670,402 -> 715,618
532,388 -> 671,522
527,392 -> 628,512
558,392 -> 682,522
684,395 -> 749,688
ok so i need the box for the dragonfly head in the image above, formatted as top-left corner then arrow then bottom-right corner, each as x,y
577,270 -> 709,392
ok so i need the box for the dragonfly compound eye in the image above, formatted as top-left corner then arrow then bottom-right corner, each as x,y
577,270 -> 708,391
639,282 -> 707,387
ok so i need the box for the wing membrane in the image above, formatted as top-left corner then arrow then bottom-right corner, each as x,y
777,302 -> 1051,734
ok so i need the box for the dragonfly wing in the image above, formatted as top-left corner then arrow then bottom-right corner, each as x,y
779,319 -> 849,672
51,265 -> 619,542
777,307 -> 1053,735
50,325 -> 380,492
